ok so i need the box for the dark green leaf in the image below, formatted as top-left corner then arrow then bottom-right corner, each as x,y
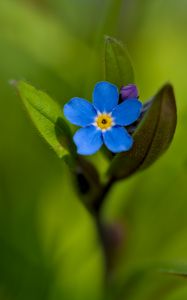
108,84 -> 177,180
104,36 -> 135,88
15,81 -> 75,161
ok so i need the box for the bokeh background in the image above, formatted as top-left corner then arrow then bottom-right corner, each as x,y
1,0 -> 187,299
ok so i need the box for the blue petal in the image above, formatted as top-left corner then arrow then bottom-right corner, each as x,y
73,126 -> 103,155
64,98 -> 97,126
112,99 -> 142,126
93,81 -> 119,113
103,126 -> 133,153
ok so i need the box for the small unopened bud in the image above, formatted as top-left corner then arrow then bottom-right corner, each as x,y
120,84 -> 139,100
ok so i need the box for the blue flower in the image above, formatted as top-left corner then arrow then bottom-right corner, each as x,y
63,81 -> 142,155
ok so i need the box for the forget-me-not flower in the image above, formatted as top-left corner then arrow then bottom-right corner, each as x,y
63,81 -> 142,155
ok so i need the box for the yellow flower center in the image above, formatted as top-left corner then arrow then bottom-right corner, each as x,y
96,113 -> 113,130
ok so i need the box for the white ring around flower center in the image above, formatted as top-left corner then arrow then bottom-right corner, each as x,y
93,112 -> 115,132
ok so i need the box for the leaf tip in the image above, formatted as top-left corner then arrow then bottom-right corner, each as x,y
104,35 -> 112,42
160,82 -> 174,95
104,35 -> 123,47
9,79 -> 18,87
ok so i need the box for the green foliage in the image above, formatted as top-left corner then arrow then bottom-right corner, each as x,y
104,35 -> 135,88
160,263 -> 187,277
108,84 -> 177,179
0,1 -> 187,300
15,81 -> 75,161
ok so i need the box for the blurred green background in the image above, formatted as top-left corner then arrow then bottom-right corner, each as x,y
1,0 -> 187,299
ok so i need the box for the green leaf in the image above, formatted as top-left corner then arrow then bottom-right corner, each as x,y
160,263 -> 187,278
104,36 -> 135,88
109,262 -> 187,300
108,84 -> 177,180
15,81 -> 75,161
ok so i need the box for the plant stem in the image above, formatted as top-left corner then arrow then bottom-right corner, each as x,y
75,158 -> 118,280
92,178 -> 116,281
95,213 -> 114,282
92,177 -> 114,214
